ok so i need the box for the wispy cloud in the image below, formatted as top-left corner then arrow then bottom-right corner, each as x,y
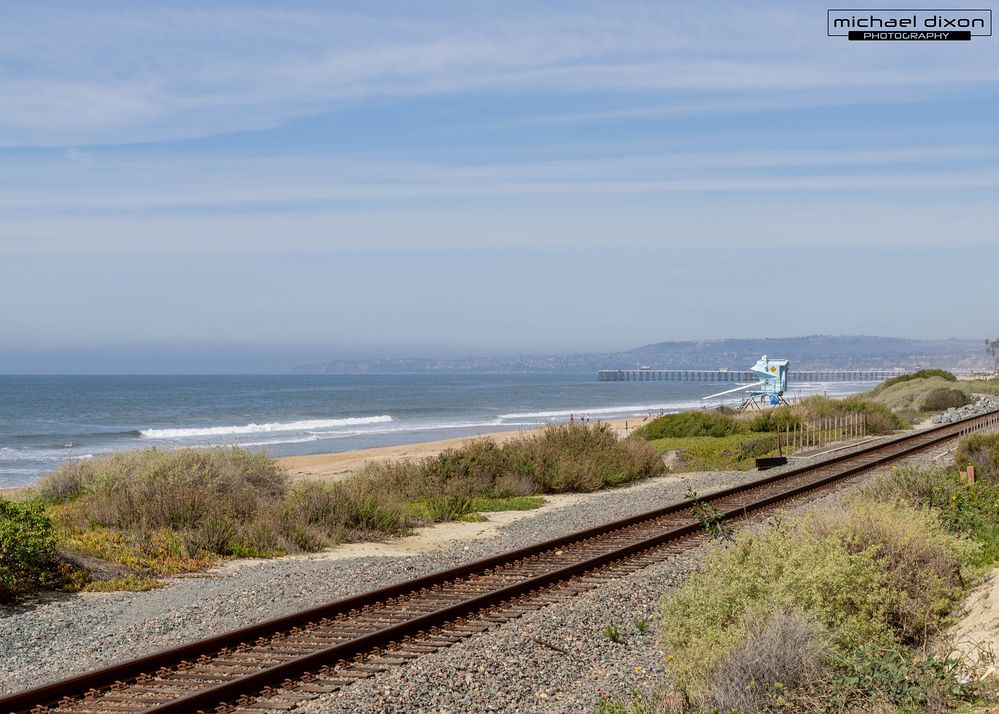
1,1 -> 996,147
2,144 -> 997,212
62,148 -> 95,166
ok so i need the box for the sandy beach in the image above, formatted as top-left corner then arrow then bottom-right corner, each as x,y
278,417 -> 645,483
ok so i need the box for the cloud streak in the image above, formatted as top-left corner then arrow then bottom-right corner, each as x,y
1,1 -> 996,146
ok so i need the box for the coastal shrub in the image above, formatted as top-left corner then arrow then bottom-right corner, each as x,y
920,387 -> 971,412
955,433 -> 999,483
728,433 -> 779,461
862,376 -> 974,419
517,423 -> 661,491
808,500 -> 971,644
0,499 -> 57,602
660,499 -> 969,704
748,406 -> 803,433
283,479 -> 408,543
647,434 -> 777,472
38,447 -> 287,528
362,423 -> 661,504
871,369 -> 957,394
866,464 -> 999,564
491,473 -> 537,498
38,448 -> 312,566
634,411 -> 744,440
33,425 -> 659,582
799,395 -> 908,434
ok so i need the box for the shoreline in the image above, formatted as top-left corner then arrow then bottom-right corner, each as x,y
0,417 -> 650,499
278,416 -> 645,482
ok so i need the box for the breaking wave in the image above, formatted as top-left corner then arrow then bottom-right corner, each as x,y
140,415 -> 393,439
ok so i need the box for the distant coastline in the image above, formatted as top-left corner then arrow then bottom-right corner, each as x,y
295,335 -> 990,375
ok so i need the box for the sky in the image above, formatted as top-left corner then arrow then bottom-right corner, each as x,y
1,1 -> 997,372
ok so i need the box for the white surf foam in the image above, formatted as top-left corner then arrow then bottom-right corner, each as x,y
207,420 -> 545,448
0,447 -> 94,462
140,415 -> 393,439
499,402 -> 705,420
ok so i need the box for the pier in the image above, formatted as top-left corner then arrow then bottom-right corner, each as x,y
596,369 -> 909,382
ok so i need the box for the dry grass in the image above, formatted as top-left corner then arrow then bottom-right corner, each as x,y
707,608 -> 829,713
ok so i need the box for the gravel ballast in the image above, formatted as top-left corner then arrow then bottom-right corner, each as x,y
0,431 -> 984,710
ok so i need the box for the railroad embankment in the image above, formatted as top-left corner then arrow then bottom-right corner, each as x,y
602,429 -> 999,713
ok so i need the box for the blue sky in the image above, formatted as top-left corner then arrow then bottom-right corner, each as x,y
1,1 -> 997,372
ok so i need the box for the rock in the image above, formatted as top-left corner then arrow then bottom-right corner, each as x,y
660,450 -> 685,472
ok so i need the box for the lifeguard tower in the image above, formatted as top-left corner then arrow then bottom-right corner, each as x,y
702,355 -> 791,411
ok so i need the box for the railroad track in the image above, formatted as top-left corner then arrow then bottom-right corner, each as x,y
4,409 -> 998,714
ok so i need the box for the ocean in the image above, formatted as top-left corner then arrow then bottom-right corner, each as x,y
0,374 -> 873,488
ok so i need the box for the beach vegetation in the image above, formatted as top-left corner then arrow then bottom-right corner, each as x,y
633,411 -> 744,440
920,386 -> 972,412
858,371 -> 999,420
28,424 -> 656,590
635,395 -> 906,472
796,395 -> 909,433
955,433 -> 999,484
647,434 -> 779,472
658,498 -> 976,711
870,369 -> 957,394
36,448 -> 410,577
747,406 -> 802,433
602,457 -> 999,712
83,576 -> 160,592
0,499 -> 58,602
470,495 -> 544,512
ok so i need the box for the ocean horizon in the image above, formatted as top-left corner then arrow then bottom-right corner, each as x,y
0,373 -> 874,488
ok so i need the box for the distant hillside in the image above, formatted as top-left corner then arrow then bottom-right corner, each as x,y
622,336 -> 989,371
295,336 -> 990,374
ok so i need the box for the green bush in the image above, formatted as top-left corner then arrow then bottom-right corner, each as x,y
919,387 -> 971,412
955,433 -> 999,483
0,499 -> 57,602
748,407 -> 802,433
728,433 -> 779,461
634,411 -> 744,440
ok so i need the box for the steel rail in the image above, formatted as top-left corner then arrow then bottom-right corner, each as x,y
3,408 -> 997,714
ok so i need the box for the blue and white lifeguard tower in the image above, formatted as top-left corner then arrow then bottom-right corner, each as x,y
702,355 -> 791,411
